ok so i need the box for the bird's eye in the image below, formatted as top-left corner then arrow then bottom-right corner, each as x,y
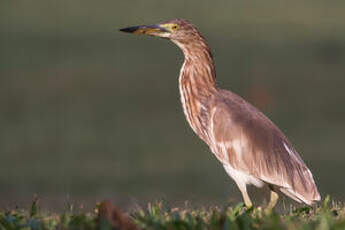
171,25 -> 178,30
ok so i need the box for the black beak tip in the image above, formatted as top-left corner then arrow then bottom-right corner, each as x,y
119,26 -> 139,33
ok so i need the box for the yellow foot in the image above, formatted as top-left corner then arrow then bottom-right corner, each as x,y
264,207 -> 275,215
265,190 -> 279,213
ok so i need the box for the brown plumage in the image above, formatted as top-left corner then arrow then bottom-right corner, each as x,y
120,19 -> 320,209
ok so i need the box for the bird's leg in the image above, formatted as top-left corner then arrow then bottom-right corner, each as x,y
266,189 -> 279,212
238,184 -> 252,208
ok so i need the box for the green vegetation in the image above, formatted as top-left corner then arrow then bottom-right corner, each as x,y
1,197 -> 344,230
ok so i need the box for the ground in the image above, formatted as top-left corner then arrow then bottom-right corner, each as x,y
0,196 -> 344,230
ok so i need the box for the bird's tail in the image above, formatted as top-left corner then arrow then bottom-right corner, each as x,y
280,167 -> 320,205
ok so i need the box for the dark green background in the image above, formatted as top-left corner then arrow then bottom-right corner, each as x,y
1,0 -> 344,210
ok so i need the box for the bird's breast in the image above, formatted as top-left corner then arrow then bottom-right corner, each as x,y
179,76 -> 214,144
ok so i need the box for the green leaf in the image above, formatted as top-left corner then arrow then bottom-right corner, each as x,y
323,195 -> 331,209
30,196 -> 40,218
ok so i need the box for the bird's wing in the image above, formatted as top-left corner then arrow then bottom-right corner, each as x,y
208,90 -> 320,203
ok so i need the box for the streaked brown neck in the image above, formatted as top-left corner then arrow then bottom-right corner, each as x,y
177,38 -> 218,142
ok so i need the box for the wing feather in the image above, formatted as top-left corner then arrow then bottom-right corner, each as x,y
209,90 -> 320,204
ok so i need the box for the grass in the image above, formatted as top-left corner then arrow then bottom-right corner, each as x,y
0,196 -> 344,230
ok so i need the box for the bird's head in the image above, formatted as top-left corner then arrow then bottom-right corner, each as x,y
120,19 -> 202,47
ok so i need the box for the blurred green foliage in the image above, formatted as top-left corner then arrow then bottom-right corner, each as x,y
0,0 -> 344,208
133,199 -> 345,230
1,198 -> 345,230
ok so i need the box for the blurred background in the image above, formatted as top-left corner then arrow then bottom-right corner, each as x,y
0,0 -> 344,210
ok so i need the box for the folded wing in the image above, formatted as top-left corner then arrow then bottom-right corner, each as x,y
209,90 -> 320,204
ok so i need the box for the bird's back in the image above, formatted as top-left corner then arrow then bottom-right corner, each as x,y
208,89 -> 320,204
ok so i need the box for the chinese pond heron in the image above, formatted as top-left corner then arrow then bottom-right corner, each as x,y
120,19 -> 320,209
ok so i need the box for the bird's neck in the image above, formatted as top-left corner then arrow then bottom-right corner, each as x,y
178,41 -> 218,141
179,41 -> 217,92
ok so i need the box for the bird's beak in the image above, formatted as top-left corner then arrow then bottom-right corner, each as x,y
119,24 -> 170,37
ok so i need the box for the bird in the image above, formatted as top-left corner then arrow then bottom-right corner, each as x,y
120,19 -> 320,210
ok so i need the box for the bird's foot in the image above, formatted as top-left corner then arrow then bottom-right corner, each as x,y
264,206 -> 276,215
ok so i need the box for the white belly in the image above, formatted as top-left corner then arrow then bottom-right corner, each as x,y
223,164 -> 265,188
